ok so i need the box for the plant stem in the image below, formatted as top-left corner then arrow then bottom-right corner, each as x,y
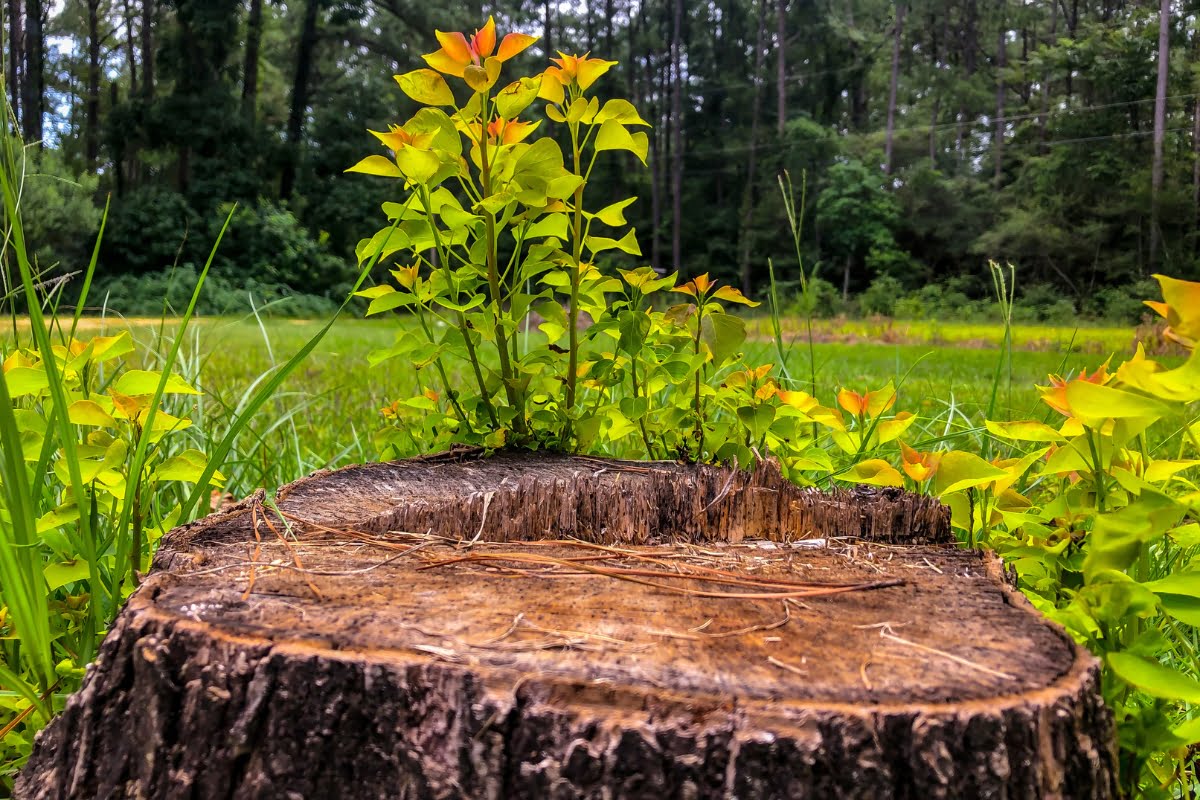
421,187 -> 499,429
414,300 -> 470,430
694,303 -> 705,460
476,106 -> 525,433
630,355 -> 657,459
565,120 -> 584,431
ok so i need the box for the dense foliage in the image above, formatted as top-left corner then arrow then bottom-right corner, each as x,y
4,0 -> 1200,314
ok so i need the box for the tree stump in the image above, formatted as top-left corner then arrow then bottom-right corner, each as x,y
18,451 -> 1117,799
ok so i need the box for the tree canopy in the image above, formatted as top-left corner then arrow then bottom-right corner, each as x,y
4,0 -> 1198,316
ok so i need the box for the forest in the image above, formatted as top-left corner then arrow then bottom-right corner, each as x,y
2,0 -> 1197,320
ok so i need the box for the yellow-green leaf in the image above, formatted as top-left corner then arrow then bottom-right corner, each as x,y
44,560 -> 91,591
67,400 -> 117,428
1108,652 -> 1200,702
1064,381 -> 1173,425
496,76 -> 542,119
585,229 -> 641,256
595,119 -> 648,164
345,155 -> 404,178
984,419 -> 1066,443
711,285 -> 761,307
113,370 -> 200,396
592,197 -> 638,227
155,449 -> 223,484
933,450 -> 1010,496
844,459 -> 904,488
5,365 -> 49,397
395,69 -> 455,106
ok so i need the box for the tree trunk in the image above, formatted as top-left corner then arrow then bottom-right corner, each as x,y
242,0 -> 264,121
648,50 -> 662,271
280,0 -> 320,201
141,0 -> 154,100
738,0 -> 768,295
605,0 -> 614,59
85,0 -> 101,171
994,0 -> 1006,188
776,0 -> 786,137
8,0 -> 21,127
121,0 -> 139,98
669,0 -> 683,272
543,0 -> 553,57
930,96 -> 940,165
17,451 -> 1118,799
110,82 -> 125,196
1038,0 -> 1057,153
1150,0 -> 1170,268
884,3 -> 905,175
20,0 -> 42,146
1193,27 -> 1200,253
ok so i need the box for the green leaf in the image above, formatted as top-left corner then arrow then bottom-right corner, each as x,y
932,450 -> 1010,496
113,370 -> 200,396
395,69 -> 455,106
617,310 -> 651,356
737,404 -> 776,440
1156,594 -> 1200,627
1144,571 -> 1200,598
44,560 -> 91,591
1083,490 -> 1185,580
346,155 -> 403,178
367,290 -> 418,316
155,449 -> 223,484
700,312 -> 746,365
4,365 -> 49,397
1107,652 -> 1200,702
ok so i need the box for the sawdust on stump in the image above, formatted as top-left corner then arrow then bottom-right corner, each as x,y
18,450 -> 1117,799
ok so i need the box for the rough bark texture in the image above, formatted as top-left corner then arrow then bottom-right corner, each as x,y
19,451 -> 1117,799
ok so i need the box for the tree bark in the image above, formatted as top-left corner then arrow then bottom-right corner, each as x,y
776,0 -> 786,137
141,0 -> 154,100
280,0 -> 320,201
8,0 -> 21,128
669,0 -> 683,272
20,0 -> 42,146
121,0 -> 139,98
1038,0 -> 1057,153
85,0 -> 101,171
994,0 -> 1006,188
18,451 -> 1117,799
1150,0 -> 1170,268
738,0 -> 768,295
884,3 -> 905,175
242,0 -> 264,121
648,48 -> 662,271
1193,26 -> 1200,252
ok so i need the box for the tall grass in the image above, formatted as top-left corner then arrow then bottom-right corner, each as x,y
0,117 -> 393,789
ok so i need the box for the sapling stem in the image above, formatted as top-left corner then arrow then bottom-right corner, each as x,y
476,94 -> 526,434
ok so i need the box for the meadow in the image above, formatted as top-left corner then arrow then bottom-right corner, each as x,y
50,314 -> 1141,501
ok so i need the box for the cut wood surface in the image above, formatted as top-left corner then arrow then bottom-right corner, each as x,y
18,451 -> 1117,799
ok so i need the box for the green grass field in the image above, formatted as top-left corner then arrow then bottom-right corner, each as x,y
29,314 -> 1143,498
